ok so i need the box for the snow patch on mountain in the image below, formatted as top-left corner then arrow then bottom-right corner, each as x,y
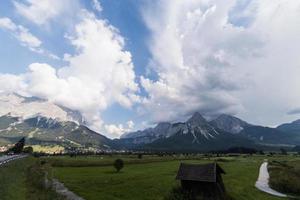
0,93 -> 84,124
122,112 -> 221,144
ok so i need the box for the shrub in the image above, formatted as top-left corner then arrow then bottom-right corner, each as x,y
23,146 -> 33,154
113,159 -> 124,172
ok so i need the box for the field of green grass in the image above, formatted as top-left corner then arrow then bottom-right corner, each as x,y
0,157 -> 33,199
269,159 -> 300,197
0,157 -> 65,200
1,154 -> 299,200
46,155 -> 300,200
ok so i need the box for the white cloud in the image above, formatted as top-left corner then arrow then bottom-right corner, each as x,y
127,120 -> 134,129
0,17 -> 17,30
0,10 -> 139,138
92,0 -> 102,12
17,25 -> 42,48
0,17 -> 41,48
141,0 -> 300,126
105,121 -> 134,138
0,74 -> 26,94
0,17 -> 58,59
13,0 -> 75,25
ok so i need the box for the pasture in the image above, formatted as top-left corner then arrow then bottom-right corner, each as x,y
1,154 -> 300,200
46,154 -> 300,200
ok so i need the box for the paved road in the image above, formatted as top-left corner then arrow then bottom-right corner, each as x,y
0,154 -> 27,166
255,161 -> 287,198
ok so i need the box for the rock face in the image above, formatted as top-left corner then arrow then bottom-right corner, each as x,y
121,122 -> 172,144
210,114 -> 300,145
120,113 -> 300,151
0,93 -> 85,124
120,112 -> 254,151
121,112 -> 219,144
0,114 -> 112,148
0,93 -> 112,149
210,114 -> 251,134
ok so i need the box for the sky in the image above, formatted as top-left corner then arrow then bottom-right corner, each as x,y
0,0 -> 300,138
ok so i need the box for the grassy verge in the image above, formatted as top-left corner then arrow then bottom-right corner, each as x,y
269,160 -> 300,197
0,157 -> 32,199
0,156 -> 65,200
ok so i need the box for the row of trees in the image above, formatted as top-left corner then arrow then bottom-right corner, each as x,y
7,137 -> 33,154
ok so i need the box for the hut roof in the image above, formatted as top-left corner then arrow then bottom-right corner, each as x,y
176,163 -> 225,182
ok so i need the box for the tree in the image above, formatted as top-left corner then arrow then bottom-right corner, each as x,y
9,137 -> 25,154
113,159 -> 124,172
280,148 -> 287,155
23,146 -> 33,154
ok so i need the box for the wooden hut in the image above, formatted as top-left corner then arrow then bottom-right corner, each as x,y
176,163 -> 226,199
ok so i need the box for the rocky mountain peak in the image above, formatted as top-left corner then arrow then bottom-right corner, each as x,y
187,112 -> 207,126
0,93 -> 84,125
210,114 -> 250,134
154,122 -> 171,131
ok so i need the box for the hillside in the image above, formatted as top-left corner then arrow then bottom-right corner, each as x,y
0,115 -> 112,149
0,93 -> 112,150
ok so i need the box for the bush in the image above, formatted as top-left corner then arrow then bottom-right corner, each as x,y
113,159 -> 124,172
23,146 -> 33,154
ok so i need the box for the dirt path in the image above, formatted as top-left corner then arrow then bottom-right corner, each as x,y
52,179 -> 85,200
255,161 -> 287,198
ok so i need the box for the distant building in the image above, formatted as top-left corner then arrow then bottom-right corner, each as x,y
176,163 -> 226,199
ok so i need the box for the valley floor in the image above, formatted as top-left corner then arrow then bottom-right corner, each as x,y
1,154 -> 299,200
48,155 -> 298,200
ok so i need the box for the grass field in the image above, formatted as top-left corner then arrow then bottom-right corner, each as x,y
1,154 -> 299,200
47,155 -> 300,200
269,159 -> 300,197
0,157 -> 32,199
0,157 -> 65,200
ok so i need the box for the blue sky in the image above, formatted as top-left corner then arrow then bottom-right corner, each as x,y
1,0 -> 300,138
0,0 -> 150,133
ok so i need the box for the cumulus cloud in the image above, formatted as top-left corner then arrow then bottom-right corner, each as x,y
141,0 -> 300,126
0,17 -> 58,59
0,74 -> 27,94
92,0 -> 102,12
127,120 -> 135,129
104,121 -> 134,138
0,10 -> 139,138
13,0 -> 75,25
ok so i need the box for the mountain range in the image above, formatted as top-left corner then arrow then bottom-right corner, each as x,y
0,93 -> 113,150
1,93 -> 300,152
120,113 -> 300,151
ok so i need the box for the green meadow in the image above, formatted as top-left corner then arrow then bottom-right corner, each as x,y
1,154 -> 300,200
48,155 -> 300,200
0,157 -> 64,200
